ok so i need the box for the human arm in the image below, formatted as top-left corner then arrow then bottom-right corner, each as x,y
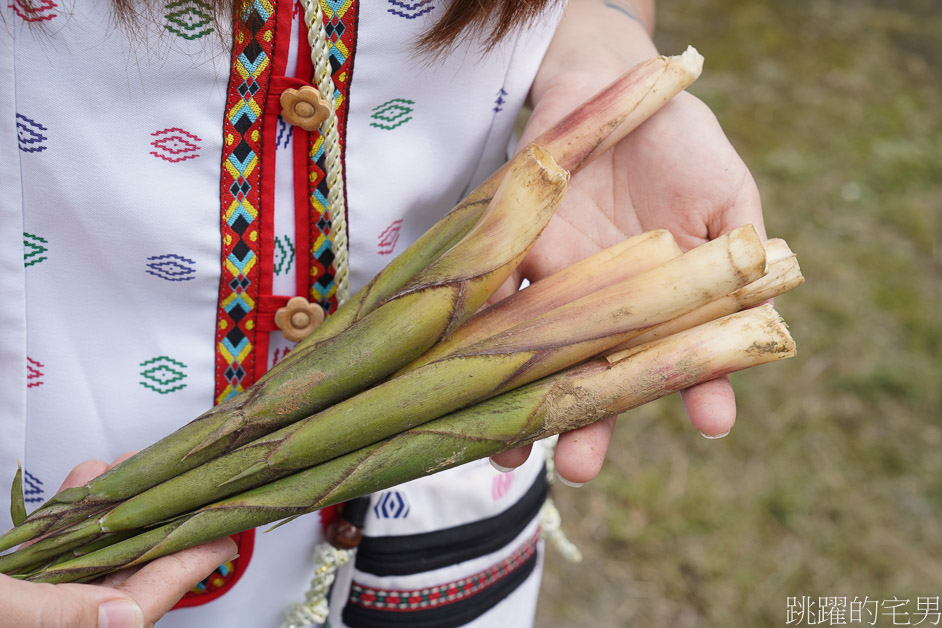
490,0 -> 766,482
0,458 -> 237,628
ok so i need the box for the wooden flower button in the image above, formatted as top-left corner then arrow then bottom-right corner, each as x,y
280,86 -> 330,131
274,296 -> 325,342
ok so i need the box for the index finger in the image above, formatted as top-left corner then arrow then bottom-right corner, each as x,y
55,452 -> 138,494
116,536 -> 238,625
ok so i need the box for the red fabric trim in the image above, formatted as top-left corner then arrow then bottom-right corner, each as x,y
293,17 -> 314,299
254,0 -> 296,383
258,293 -> 293,311
256,75 -> 313,365
268,75 -> 309,97
173,529 -> 257,608
256,294 -> 292,331
271,0 -> 293,77
320,504 -> 340,537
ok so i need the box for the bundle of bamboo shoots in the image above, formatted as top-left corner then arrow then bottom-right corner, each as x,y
0,47 -> 804,585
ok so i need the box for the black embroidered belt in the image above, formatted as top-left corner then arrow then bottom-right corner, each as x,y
340,468 -> 548,627
355,466 -> 548,576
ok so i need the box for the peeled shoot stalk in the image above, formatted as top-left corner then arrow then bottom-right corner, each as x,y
402,229 -> 683,371
27,305 -> 796,585
606,238 -> 804,359
0,144 -> 568,554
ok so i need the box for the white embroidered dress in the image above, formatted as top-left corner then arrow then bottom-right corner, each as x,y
0,0 -> 564,625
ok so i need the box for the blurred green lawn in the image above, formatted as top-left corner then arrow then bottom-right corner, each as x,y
537,0 -> 942,625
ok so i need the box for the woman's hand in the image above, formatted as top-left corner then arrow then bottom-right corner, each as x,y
0,457 -> 237,628
490,0 -> 766,484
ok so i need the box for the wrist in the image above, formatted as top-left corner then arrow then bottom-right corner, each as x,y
533,0 -> 659,104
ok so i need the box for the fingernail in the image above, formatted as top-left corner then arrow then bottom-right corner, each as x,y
99,599 -> 144,628
489,459 -> 514,473
700,429 -> 731,440
557,475 -> 584,488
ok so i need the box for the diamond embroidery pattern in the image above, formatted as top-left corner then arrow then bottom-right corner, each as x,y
140,356 -> 188,394
22,470 -> 45,504
16,114 -> 49,152
370,98 -> 414,130
377,220 -> 402,256
23,232 -> 48,267
26,357 -> 45,388
373,490 -> 411,520
150,128 -> 202,162
491,471 -> 513,501
387,0 -> 434,20
9,0 -> 57,22
146,254 -> 197,281
494,87 -> 508,113
165,0 -> 214,40
275,117 -> 293,150
273,235 -> 295,276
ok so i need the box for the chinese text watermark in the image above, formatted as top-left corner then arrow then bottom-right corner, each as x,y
786,596 -> 942,625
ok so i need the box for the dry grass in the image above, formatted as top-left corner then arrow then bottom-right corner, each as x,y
537,0 -> 942,625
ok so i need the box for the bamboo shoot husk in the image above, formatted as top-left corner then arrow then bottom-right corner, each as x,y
26,305 -> 794,585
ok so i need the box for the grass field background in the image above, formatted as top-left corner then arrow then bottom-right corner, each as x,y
536,1 -> 941,625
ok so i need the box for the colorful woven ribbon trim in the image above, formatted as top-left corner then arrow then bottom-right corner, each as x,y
349,527 -> 541,612
214,0 -> 279,404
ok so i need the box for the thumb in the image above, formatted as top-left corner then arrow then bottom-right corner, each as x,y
0,574 -> 144,628
708,168 -> 767,243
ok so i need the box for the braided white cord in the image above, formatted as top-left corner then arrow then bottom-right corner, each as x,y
282,543 -> 356,628
541,435 -> 584,563
300,0 -> 351,304
540,497 -> 583,564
